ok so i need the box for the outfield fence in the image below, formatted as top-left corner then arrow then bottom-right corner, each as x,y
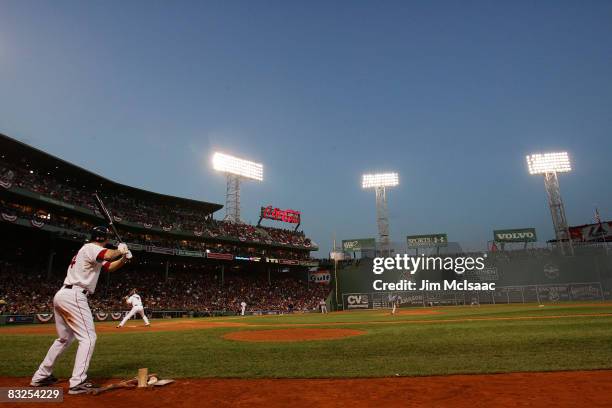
342,281 -> 604,309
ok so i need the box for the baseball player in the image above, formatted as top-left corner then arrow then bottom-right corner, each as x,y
390,294 -> 401,315
319,299 -> 328,314
117,289 -> 150,327
240,301 -> 247,316
30,226 -> 131,394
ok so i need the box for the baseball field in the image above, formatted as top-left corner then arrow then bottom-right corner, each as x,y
2,302 -> 612,407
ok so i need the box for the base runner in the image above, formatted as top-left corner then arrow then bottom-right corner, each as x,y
30,226 -> 131,394
117,289 -> 150,328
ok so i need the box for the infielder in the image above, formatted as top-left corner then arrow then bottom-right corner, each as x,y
390,294 -> 400,315
240,301 -> 247,316
30,226 -> 131,394
117,289 -> 150,327
319,299 -> 328,314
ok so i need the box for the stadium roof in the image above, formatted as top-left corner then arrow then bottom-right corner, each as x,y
0,132 -> 223,215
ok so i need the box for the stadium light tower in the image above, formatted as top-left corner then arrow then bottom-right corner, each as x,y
212,152 -> 263,223
362,172 -> 399,255
526,152 -> 573,254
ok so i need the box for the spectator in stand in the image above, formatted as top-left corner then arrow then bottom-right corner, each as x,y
1,157 -> 314,251
0,261 -> 329,315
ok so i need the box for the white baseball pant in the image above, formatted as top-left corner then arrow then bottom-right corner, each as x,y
31,287 -> 96,388
118,306 -> 149,327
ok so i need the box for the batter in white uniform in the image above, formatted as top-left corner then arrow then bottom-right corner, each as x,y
240,301 -> 247,316
30,226 -> 131,394
117,289 -> 150,327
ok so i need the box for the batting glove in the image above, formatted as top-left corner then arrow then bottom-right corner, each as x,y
118,243 -> 129,254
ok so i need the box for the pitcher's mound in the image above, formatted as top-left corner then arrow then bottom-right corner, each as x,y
224,328 -> 366,342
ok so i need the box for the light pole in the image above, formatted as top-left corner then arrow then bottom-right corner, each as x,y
526,152 -> 573,255
212,152 -> 263,223
362,172 -> 399,256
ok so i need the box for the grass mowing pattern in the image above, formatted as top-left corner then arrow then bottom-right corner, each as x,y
1,303 -> 612,379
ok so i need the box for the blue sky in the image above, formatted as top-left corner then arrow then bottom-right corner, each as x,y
1,1 -> 611,255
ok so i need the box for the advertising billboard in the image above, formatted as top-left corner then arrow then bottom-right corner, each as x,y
494,228 -> 537,243
342,238 -> 376,252
406,234 -> 448,248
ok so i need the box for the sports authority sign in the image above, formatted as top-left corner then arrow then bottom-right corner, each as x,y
342,238 -> 376,252
407,234 -> 448,248
494,228 -> 537,243
260,206 -> 301,224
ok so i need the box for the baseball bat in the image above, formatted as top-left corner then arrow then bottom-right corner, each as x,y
90,379 -> 137,395
93,192 -> 123,242
90,373 -> 159,395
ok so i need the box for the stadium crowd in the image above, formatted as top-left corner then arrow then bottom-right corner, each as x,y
0,261 -> 329,315
0,200 -> 312,260
0,160 -> 313,249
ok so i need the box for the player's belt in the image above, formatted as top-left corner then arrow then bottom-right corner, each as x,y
63,285 -> 89,295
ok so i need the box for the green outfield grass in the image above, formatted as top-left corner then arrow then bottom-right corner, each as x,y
1,302 -> 612,379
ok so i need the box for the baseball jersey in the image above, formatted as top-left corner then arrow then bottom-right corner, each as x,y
64,242 -> 110,294
127,294 -> 143,308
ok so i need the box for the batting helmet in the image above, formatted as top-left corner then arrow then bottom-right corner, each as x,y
90,226 -> 111,243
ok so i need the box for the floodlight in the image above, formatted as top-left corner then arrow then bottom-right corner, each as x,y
525,151 -> 573,254
526,152 -> 571,175
212,151 -> 264,223
362,173 -> 399,189
212,152 -> 263,181
361,172 -> 399,255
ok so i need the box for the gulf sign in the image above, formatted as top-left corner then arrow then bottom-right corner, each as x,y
308,271 -> 331,285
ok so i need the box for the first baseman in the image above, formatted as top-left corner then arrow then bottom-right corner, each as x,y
319,299 -> 328,314
30,226 -> 131,394
117,289 -> 150,328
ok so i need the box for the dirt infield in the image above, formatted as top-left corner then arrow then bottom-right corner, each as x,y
223,328 -> 366,342
2,370 -> 612,407
0,320 -> 247,335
